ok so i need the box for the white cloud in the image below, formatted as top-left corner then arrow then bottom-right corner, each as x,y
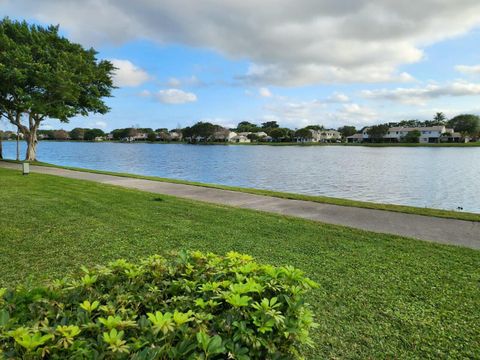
110,59 -> 150,87
138,89 -> 151,97
455,65 -> 480,75
94,121 -> 107,129
326,92 -> 350,103
6,0 -> 480,86
156,89 -> 197,104
165,76 -> 203,88
259,87 -> 272,97
362,81 -> 480,105
167,78 -> 182,87
264,97 -> 376,128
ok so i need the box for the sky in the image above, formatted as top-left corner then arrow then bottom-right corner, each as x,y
2,0 -> 480,132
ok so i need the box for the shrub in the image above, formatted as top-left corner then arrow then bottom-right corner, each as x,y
0,251 -> 317,359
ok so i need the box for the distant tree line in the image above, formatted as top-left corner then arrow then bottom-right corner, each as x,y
3,113 -> 479,147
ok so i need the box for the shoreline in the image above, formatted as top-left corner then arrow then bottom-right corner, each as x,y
2,159 -> 479,222
3,139 -> 480,147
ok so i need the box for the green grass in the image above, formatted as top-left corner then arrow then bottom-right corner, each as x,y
0,167 -> 479,359
233,141 -> 480,147
5,160 -> 479,222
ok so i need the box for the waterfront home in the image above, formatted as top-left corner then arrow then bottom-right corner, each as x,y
213,128 -> 233,141
226,131 -> 238,141
230,135 -> 251,143
133,132 -> 148,141
107,133 -> 114,140
346,133 -> 363,143
296,129 -> 341,143
352,125 -> 466,143
440,131 -> 466,142
94,136 -> 104,142
255,131 -> 268,138
237,132 -> 252,137
384,126 -> 457,143
169,130 -> 183,141
319,130 -> 341,142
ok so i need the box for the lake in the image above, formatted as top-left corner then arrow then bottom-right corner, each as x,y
2,141 -> 480,213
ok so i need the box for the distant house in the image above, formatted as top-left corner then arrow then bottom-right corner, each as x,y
352,125 -> 466,143
94,136 -> 105,142
169,130 -> 182,141
296,129 -> 341,143
213,128 -> 232,141
226,131 -> 238,141
385,126 -> 451,143
133,132 -> 148,141
361,128 -> 371,141
237,132 -> 252,137
106,133 -> 114,140
255,131 -> 268,138
230,135 -> 251,143
346,133 -> 363,143
319,130 -> 341,142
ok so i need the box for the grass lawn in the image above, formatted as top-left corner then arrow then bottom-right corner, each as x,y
0,167 -> 479,359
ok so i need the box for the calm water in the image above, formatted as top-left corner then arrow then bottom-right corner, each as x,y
3,141 -> 480,213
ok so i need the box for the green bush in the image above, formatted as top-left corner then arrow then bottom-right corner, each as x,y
0,251 -> 317,359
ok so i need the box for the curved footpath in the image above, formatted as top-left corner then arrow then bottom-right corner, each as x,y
1,161 -> 479,249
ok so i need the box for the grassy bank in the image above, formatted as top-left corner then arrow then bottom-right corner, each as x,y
0,167 -> 479,358
232,141 -> 480,147
4,160 -> 478,222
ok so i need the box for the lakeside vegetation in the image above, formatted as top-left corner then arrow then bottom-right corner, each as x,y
3,113 -> 480,162
1,167 -> 479,358
4,159 -> 479,222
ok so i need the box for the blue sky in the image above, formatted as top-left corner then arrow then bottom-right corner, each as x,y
2,1 -> 480,132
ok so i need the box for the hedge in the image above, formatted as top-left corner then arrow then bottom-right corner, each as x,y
0,251 -> 317,359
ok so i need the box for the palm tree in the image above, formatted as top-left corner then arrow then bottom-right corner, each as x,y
433,112 -> 446,124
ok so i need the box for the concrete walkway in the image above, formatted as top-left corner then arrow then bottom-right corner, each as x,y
1,161 -> 479,249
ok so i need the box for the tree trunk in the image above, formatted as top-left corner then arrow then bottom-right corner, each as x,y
0,137 -> 3,160
6,112 -> 42,161
25,131 -> 38,161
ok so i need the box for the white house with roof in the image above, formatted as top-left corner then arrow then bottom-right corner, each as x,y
230,134 -> 251,143
319,130 -> 341,142
346,133 -> 363,143
351,125 -> 465,143
225,131 -> 238,141
385,125 -> 454,143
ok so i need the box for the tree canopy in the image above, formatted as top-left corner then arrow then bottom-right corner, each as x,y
403,130 -> 421,143
84,128 -> 105,141
0,18 -> 115,160
236,121 -> 261,133
182,122 -> 218,141
447,114 -> 480,136
367,124 -> 389,142
337,126 -> 357,138
294,128 -> 313,139
261,121 -> 279,129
